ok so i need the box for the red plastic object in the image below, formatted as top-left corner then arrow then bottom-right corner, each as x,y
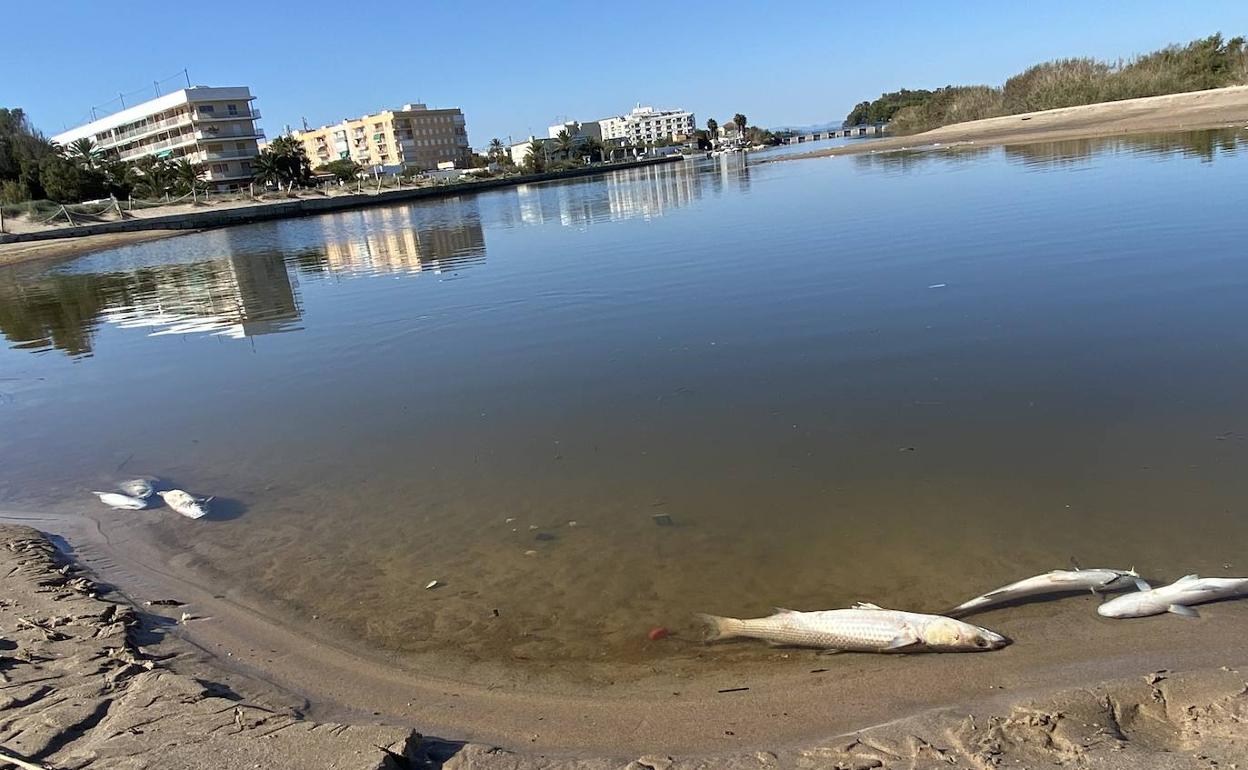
647,626 -> 670,641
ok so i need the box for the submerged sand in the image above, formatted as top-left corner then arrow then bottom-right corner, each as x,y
776,85 -> 1248,161
3,513 -> 1247,768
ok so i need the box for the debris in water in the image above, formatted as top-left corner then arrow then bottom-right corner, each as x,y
534,532 -> 556,541
505,517 -> 515,523
524,550 -> 538,556
491,609 -> 500,617
652,513 -> 674,527
93,491 -> 148,510
179,612 -> 196,623
143,599 -> 185,607
424,580 -> 441,590
567,520 -> 578,527
718,687 -> 749,694
118,478 -> 155,499
928,283 -> 947,289
648,627 -> 670,641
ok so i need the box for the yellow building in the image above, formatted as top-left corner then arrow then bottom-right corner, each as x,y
293,103 -> 470,173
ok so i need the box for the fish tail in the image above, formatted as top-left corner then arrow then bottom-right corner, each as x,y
694,613 -> 745,642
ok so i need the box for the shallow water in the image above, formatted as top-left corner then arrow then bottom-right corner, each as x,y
3,131 -> 1248,683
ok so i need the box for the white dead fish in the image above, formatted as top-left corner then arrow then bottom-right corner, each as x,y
118,478 -> 155,499
1097,574 -> 1248,618
696,603 -> 1009,653
424,580 -> 441,590
157,489 -> 211,520
947,567 -> 1138,617
93,491 -> 148,510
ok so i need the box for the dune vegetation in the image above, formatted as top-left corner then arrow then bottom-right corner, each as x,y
846,34 -> 1248,135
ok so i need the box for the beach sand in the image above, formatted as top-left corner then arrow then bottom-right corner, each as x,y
774,85 -> 1248,162
0,230 -> 196,268
3,512 -> 1246,768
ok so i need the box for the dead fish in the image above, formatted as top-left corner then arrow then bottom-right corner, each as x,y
947,567 -> 1138,617
118,478 -> 155,499
93,491 -> 148,510
1098,574 -> 1248,618
157,489 -> 211,520
696,603 -> 1009,653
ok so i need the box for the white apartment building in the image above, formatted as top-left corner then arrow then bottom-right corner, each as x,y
596,105 -> 696,144
52,86 -> 264,190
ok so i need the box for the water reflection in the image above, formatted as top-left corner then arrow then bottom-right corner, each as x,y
0,159 -> 742,358
852,128 -> 1248,172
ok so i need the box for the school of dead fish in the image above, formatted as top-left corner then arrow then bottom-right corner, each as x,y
90,484 -> 1246,655
92,478 -> 212,519
699,565 -> 1248,654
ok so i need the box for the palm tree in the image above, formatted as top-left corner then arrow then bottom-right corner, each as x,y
733,113 -> 748,134
251,151 -> 282,187
67,137 -> 99,168
132,156 -> 173,199
487,137 -> 506,163
524,139 -> 547,172
172,158 -> 204,195
554,129 -> 575,161
706,118 -> 718,137
581,137 -> 605,163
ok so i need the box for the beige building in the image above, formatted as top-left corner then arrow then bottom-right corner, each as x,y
52,86 -> 264,190
293,104 -> 470,173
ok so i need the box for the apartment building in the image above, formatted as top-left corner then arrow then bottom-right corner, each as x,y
597,105 -> 696,144
51,86 -> 264,190
292,104 -> 470,173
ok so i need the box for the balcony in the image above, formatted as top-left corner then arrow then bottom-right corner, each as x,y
105,113 -> 193,146
195,126 -> 264,141
199,149 -> 259,161
117,133 -> 198,161
195,109 -> 260,122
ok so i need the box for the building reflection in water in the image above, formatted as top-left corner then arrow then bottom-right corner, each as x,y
311,198 -> 487,277
0,199 -> 488,358
501,154 -> 749,229
0,160 -> 753,358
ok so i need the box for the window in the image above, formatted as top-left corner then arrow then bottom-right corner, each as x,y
199,105 -> 215,113
227,104 -> 238,115
211,163 -> 228,173
235,142 -> 246,150
240,161 -> 251,172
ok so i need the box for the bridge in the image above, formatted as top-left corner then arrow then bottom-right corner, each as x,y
781,123 -> 888,145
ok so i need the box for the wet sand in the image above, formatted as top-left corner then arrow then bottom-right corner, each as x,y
4,507 -> 1247,766
0,229 -> 197,267
775,85 -> 1248,161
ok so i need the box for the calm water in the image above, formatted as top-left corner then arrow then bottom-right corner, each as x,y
3,132 -> 1248,683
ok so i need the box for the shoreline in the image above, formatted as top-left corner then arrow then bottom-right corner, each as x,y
771,85 -> 1248,162
5,508 -> 1248,768
0,156 -> 682,269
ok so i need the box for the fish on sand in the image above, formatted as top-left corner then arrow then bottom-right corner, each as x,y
697,603 -> 1009,653
947,567 -> 1138,617
156,490 -> 211,520
92,491 -> 148,510
1097,574 -> 1248,618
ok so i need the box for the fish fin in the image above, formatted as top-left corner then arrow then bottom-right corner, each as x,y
771,607 -> 799,615
1176,574 -> 1200,583
202,496 -> 215,504
694,613 -> 743,642
1168,604 -> 1200,619
884,631 -> 921,651
850,602 -> 886,611
1134,578 -> 1152,592
817,648 -> 846,655
1070,556 -> 1082,571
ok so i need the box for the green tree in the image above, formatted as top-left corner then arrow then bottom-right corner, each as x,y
0,107 -> 57,200
487,137 -> 507,164
67,137 -> 99,169
581,137 -> 605,163
733,113 -> 747,134
554,129 -> 576,160
172,158 -> 205,195
38,155 -> 91,202
523,139 -> 547,173
706,117 -> 718,138
253,136 -> 313,187
132,156 -> 174,199
316,159 -> 362,182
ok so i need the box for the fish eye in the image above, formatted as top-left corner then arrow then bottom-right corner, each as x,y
975,639 -> 989,647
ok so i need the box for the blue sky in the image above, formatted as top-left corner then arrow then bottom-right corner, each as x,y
3,0 -> 1246,147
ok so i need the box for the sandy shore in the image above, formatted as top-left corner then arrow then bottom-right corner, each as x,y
0,230 -> 196,268
776,85 -> 1248,161
3,512 -> 1247,769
